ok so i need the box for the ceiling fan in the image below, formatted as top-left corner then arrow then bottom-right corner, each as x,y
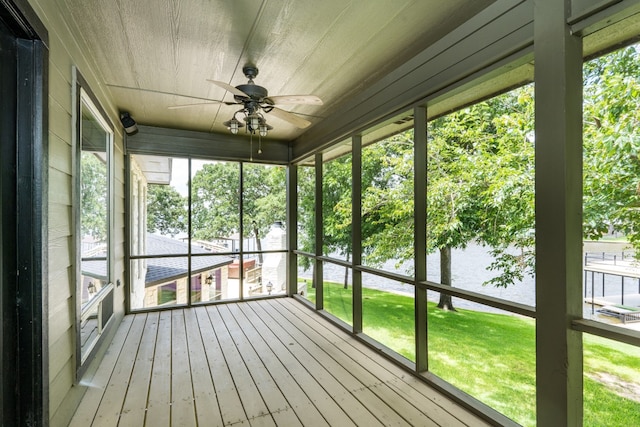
169,65 -> 322,135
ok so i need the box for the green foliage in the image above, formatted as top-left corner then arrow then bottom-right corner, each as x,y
190,162 -> 286,244
321,155 -> 353,258
242,163 -> 287,244
361,136 -> 415,268
191,162 -> 240,240
297,165 -> 316,254
583,46 -> 640,249
299,45 -> 640,288
349,86 -> 536,287
81,152 -> 107,241
427,86 -> 536,287
147,184 -> 187,237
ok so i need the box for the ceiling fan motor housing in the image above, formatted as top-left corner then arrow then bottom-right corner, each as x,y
235,83 -> 268,102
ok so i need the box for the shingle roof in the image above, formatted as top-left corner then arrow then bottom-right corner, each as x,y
145,234 -> 234,287
82,233 -> 234,287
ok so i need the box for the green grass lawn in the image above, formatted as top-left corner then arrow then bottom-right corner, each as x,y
303,280 -> 640,427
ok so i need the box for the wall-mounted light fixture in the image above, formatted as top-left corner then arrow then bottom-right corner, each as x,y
120,112 -> 138,135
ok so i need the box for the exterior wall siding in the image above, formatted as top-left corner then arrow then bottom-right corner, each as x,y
25,1 -> 127,425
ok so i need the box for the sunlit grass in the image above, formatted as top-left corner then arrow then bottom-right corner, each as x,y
306,280 -> 640,427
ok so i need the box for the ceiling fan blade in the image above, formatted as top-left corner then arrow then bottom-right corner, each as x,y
266,95 -> 323,105
268,107 -> 312,129
206,79 -> 250,98
167,101 -> 223,110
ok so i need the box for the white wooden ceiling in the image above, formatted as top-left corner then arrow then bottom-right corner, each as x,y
56,0 -> 495,141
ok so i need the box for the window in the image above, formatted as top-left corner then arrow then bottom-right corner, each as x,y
129,156 -> 288,310
582,44 -> 640,424
75,79 -> 114,371
296,156 -> 316,303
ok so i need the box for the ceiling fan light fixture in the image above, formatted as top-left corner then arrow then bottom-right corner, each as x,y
258,118 -> 272,137
223,117 -> 243,134
248,114 -> 260,131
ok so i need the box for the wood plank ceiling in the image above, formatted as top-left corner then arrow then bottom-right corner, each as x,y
56,0 -> 495,141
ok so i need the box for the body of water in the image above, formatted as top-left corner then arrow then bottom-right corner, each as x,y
299,243 -> 640,317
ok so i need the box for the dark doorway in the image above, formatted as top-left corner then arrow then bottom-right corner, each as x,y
0,0 -> 48,425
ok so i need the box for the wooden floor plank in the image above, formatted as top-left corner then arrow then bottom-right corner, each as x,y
232,303 -> 327,427
280,299 -> 478,424
263,300 -> 431,425
68,315 -> 135,427
171,309 -> 197,427
195,306 -> 248,426
206,305 -> 275,425
91,314 -> 147,427
184,307 -> 224,427
70,299 -> 494,427
241,302 -> 357,427
253,300 -> 406,426
225,304 -> 306,426
269,299 -> 466,426
117,312 -> 159,427
219,304 -> 302,427
145,310 -> 172,427
279,298 -> 490,427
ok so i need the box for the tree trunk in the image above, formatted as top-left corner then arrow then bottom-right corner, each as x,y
437,246 -> 456,311
253,226 -> 263,264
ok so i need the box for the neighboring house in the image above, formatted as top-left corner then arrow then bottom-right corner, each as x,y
83,233 -> 234,309
139,233 -> 234,307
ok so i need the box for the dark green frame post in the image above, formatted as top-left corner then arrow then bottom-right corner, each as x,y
414,106 -> 428,372
535,0 -> 583,424
314,153 -> 323,310
352,135 -> 363,333
287,161 -> 298,296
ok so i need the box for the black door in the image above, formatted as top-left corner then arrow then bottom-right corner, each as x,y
0,14 -> 19,424
0,1 -> 48,424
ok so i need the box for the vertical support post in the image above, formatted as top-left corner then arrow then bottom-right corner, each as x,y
239,162 -> 245,300
187,159 -> 192,305
414,106 -> 428,373
314,153 -> 324,310
352,136 -> 363,333
287,161 -> 298,296
535,0 -> 583,424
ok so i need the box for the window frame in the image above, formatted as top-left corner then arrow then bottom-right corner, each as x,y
73,69 -> 116,377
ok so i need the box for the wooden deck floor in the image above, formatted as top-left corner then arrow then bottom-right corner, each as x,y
69,298 -> 490,426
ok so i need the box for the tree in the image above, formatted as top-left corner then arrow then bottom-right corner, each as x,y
298,44 -> 640,311
191,162 -> 286,261
583,46 -> 640,249
297,165 -> 316,256
356,86 -> 536,310
147,184 -> 187,237
297,87 -> 537,306
428,87 -> 536,309
81,152 -> 107,241
360,135 -> 415,266
322,155 -> 353,287
242,163 -> 287,262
